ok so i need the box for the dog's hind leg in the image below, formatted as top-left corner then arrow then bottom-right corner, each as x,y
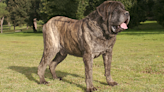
38,49 -> 59,84
38,23 -> 60,84
49,52 -> 67,80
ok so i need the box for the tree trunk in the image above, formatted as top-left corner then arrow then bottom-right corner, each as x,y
26,24 -> 28,29
8,22 -> 11,30
0,16 -> 4,33
14,25 -> 15,30
33,18 -> 37,32
14,21 -> 16,30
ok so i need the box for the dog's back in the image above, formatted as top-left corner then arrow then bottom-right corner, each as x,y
43,16 -> 84,56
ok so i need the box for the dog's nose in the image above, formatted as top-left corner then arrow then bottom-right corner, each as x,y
124,11 -> 129,16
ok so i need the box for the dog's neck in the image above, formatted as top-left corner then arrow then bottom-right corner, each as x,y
86,10 -> 116,39
87,10 -> 102,22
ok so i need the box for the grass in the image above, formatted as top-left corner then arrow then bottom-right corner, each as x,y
0,21 -> 164,92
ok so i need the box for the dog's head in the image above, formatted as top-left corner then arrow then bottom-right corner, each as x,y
97,1 -> 130,35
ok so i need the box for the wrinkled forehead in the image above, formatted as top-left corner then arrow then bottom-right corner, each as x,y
107,1 -> 125,12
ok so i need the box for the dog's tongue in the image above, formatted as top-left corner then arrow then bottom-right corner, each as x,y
120,23 -> 128,29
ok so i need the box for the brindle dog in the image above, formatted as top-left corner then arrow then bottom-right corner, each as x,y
38,1 -> 130,92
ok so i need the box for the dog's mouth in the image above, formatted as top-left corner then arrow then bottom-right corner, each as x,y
111,19 -> 129,33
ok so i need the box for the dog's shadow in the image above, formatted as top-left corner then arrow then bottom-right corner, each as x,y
8,66 -> 108,91
8,66 -> 88,90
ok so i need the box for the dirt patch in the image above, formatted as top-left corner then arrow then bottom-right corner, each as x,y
142,67 -> 164,74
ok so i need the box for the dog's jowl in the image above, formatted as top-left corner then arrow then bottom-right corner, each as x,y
38,1 -> 130,92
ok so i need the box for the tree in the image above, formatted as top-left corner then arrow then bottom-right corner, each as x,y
76,0 -> 89,19
153,0 -> 164,27
6,0 -> 41,32
40,0 -> 79,22
6,0 -> 31,30
0,1 -> 8,33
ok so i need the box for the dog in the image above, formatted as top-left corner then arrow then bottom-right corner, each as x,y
38,1 -> 130,92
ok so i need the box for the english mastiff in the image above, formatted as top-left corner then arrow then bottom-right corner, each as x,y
38,1 -> 130,92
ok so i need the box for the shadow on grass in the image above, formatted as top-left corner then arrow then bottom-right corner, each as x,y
8,66 -> 87,91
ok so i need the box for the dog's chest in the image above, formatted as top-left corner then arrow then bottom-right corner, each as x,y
90,37 -> 116,58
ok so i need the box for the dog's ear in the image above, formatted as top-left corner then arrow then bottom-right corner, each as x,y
96,1 -> 111,21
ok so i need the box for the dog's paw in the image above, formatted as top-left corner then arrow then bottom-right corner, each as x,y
40,81 -> 49,84
108,81 -> 118,86
86,87 -> 97,92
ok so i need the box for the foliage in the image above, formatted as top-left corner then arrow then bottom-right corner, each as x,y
84,0 -> 105,16
76,0 -> 89,19
6,0 -> 31,28
40,0 -> 79,22
40,0 -> 106,21
26,0 -> 41,26
2,0 -> 164,30
153,0 -> 164,27
6,0 -> 41,31
0,2 -> 8,17
147,0 -> 155,18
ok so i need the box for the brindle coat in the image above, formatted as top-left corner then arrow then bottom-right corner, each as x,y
38,1 -> 130,92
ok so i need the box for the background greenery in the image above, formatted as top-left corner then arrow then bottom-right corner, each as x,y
0,21 -> 164,92
0,0 -> 164,33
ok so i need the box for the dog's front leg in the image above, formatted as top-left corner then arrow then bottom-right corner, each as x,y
103,49 -> 118,86
83,52 -> 97,92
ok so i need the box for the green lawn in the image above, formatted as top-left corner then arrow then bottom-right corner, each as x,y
0,21 -> 164,92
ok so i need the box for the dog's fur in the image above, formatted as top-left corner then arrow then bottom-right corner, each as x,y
38,1 -> 130,92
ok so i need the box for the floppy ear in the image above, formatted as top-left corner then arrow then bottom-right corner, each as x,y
96,1 -> 111,21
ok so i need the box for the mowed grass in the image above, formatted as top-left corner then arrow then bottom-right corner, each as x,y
0,21 -> 164,92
